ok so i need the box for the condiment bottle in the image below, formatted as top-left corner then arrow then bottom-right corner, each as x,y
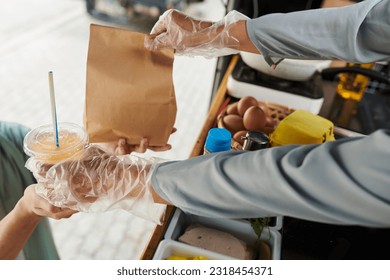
242,131 -> 270,151
336,63 -> 375,102
328,62 -> 374,127
204,128 -> 232,155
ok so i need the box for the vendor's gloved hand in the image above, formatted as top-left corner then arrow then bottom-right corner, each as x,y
144,9 -> 249,58
98,128 -> 177,155
25,145 -> 166,224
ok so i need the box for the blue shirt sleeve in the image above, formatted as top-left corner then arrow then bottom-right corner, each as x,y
246,0 -> 390,65
152,130 -> 390,227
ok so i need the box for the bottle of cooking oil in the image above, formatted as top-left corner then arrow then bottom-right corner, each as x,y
336,63 -> 375,101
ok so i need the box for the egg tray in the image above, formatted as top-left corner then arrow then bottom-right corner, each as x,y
217,101 -> 295,150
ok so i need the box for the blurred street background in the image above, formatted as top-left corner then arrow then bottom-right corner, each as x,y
0,0 -> 225,259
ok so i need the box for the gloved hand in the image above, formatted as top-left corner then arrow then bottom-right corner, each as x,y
98,128 -> 177,155
25,145 -> 167,224
144,9 -> 249,58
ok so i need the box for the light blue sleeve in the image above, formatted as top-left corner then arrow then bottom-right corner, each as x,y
246,0 -> 390,65
152,129 -> 390,227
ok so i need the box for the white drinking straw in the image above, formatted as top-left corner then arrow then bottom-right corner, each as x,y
48,71 -> 59,147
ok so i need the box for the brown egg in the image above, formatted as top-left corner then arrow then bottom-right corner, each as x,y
237,96 -> 258,116
223,115 -> 245,134
226,102 -> 239,115
233,130 -> 248,145
243,106 -> 266,131
262,126 -> 275,134
265,116 -> 275,128
258,101 -> 270,116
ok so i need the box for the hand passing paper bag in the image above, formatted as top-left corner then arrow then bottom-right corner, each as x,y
85,24 -> 177,146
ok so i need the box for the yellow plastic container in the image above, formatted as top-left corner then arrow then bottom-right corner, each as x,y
270,110 -> 335,146
167,255 -> 207,260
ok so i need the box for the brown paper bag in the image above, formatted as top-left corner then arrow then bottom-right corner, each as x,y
84,24 -> 177,146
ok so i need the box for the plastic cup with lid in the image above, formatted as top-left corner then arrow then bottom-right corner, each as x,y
23,122 -> 88,164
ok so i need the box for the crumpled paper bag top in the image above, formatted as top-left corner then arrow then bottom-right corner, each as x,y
85,24 -> 177,146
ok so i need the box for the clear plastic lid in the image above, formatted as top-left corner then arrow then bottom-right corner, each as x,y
23,122 -> 88,163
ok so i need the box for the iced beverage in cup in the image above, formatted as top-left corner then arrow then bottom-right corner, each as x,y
23,122 -> 88,164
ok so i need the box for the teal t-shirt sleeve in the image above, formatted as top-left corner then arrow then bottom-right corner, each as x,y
0,121 -> 59,259
0,121 -> 34,212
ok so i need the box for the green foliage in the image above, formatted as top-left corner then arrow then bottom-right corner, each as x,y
248,217 -> 271,240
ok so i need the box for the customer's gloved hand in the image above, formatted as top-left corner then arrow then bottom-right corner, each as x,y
144,9 -> 249,58
25,145 -> 166,224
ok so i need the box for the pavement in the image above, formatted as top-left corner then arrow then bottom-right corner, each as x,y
1,0 -> 226,259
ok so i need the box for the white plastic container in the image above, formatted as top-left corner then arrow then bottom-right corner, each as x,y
153,240 -> 236,260
240,51 -> 331,82
226,53 -> 327,114
163,208 -> 282,260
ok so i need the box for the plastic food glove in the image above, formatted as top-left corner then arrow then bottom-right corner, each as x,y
25,145 -> 166,224
144,9 -> 249,58
98,128 -> 177,155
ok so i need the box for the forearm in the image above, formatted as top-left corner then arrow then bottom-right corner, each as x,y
227,20 -> 259,54
126,162 -> 171,205
151,130 -> 390,227
0,200 -> 41,259
33,149 -> 169,224
180,20 -> 258,53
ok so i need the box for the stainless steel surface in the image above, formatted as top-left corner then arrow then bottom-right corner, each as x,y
333,126 -> 366,138
242,131 -> 270,150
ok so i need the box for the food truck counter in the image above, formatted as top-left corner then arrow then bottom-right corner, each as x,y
140,55 -> 390,260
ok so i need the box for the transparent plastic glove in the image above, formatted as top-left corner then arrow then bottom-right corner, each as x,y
144,9 -> 249,58
98,128 -> 177,155
25,145 -> 166,224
